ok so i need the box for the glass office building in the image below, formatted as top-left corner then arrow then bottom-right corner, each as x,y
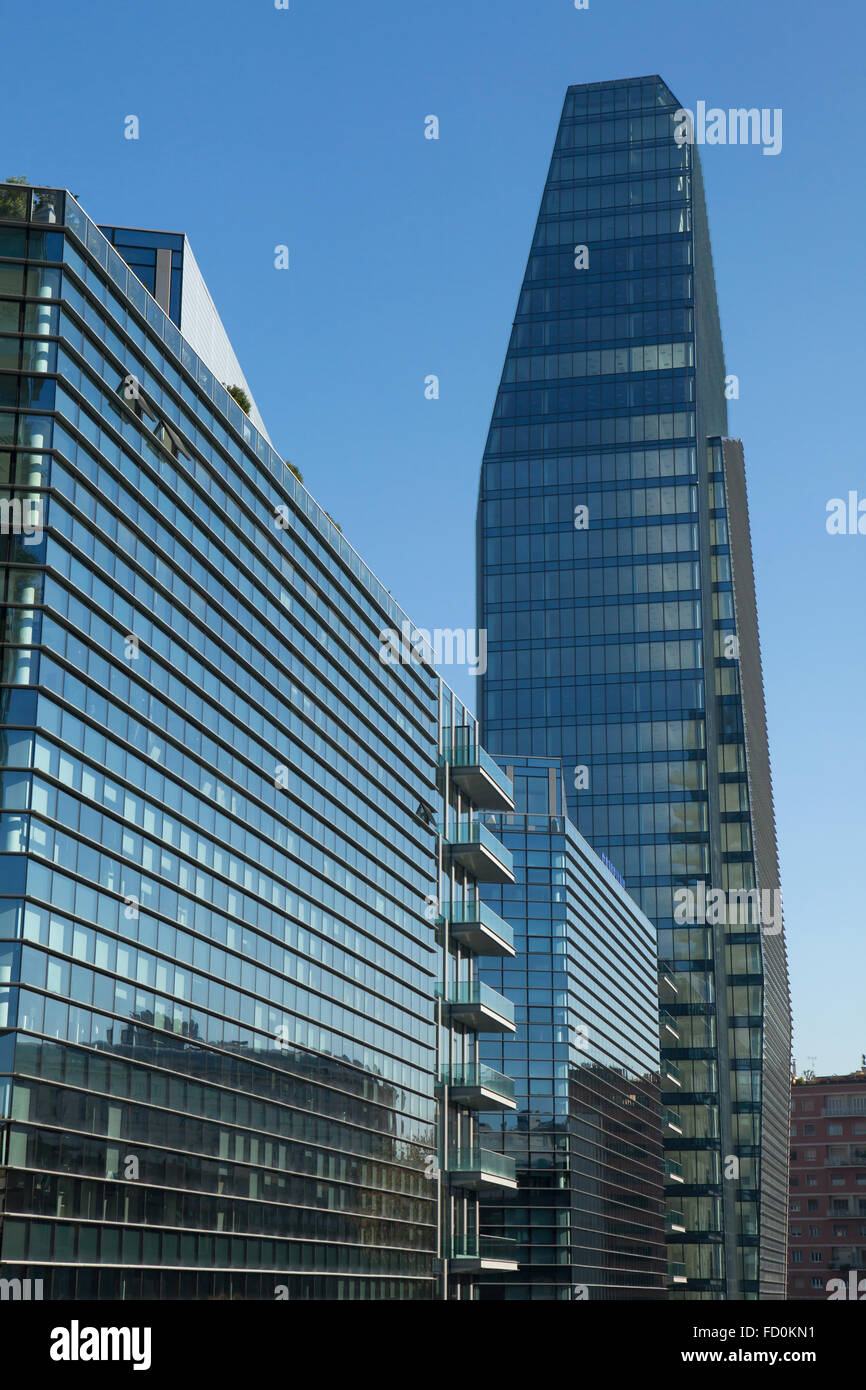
476,757 -> 667,1299
477,78 -> 791,1298
0,181 -> 518,1299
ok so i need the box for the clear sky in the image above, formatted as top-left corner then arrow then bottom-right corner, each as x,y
2,0 -> 863,1076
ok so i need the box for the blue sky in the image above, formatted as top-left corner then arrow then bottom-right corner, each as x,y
2,0 -> 863,1075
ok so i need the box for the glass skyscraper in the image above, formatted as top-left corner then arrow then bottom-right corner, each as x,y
0,181 -> 521,1299
477,77 -> 791,1298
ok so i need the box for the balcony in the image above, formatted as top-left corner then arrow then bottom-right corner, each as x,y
666,1208 -> 687,1234
437,980 -> 516,1034
444,821 -> 515,884
665,1159 -> 685,1185
664,1108 -> 683,1135
667,1261 -> 688,1285
659,959 -> 678,999
439,901 -> 516,958
442,743 -> 514,812
659,1011 -> 680,1042
662,1059 -> 681,1088
450,1234 -> 519,1273
447,1147 -> 518,1191
438,1063 -> 517,1111
826,1149 -> 866,1167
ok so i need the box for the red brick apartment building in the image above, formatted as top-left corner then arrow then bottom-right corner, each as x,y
788,1061 -> 866,1299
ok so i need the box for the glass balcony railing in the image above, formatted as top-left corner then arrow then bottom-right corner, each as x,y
442,742 -> 514,810
665,1159 -> 684,1182
667,1261 -> 687,1283
439,1063 -> 516,1105
436,980 -> 516,1029
662,1059 -> 681,1086
664,1108 -> 683,1131
448,1147 -> 517,1185
444,821 -> 515,881
666,1209 -> 686,1232
450,1234 -> 519,1265
439,901 -> 515,954
659,1011 -> 680,1038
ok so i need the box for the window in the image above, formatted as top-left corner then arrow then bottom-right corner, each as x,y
804,1123 -> 815,1134
810,1252 -> 822,1263
790,1250 -> 802,1263
809,1226 -> 820,1237
828,1124 -> 843,1136
790,1227 -> 801,1237
807,1177 -> 818,1186
807,1200 -> 819,1212
805,1148 -> 817,1161
811,1277 -> 823,1289
833,1226 -> 848,1237
790,1201 -> 801,1213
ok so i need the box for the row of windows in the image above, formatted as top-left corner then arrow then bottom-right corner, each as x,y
0,1216 -> 433,1276
0,1265 -> 428,1299
519,275 -> 692,321
487,600 -> 701,641
6,1114 -> 431,1209
7,1167 -> 431,1238
487,413 -> 695,460
10,1077 -> 432,1207
503,343 -> 694,383
512,309 -> 694,357
7,1020 -> 427,1138
495,378 -> 694,419
483,525 -> 700,574
554,112 -> 684,148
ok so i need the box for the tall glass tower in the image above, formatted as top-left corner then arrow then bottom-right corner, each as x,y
477,77 -> 791,1298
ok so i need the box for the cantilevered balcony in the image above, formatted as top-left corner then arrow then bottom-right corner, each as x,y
659,958 -> 678,1001
659,1011 -> 680,1042
438,1063 -> 517,1111
450,1234 -> 519,1273
443,821 -> 515,884
667,1261 -> 688,1285
665,1158 -> 685,1185
439,901 -> 516,957
441,743 -> 514,812
664,1107 -> 683,1136
437,980 -> 516,1034
662,1059 -> 681,1088
447,1147 -> 518,1191
666,1208 -> 687,1234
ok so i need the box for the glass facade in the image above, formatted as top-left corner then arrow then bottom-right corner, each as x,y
477,78 -> 791,1298
0,182 -> 517,1299
476,757 -> 666,1299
